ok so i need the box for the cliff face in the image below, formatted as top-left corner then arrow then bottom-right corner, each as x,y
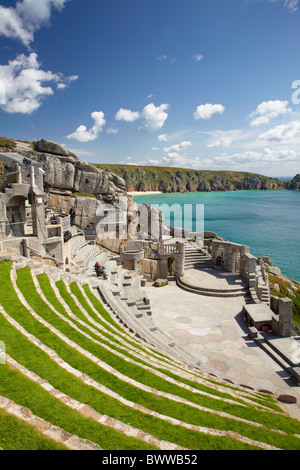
13,139 -> 126,202
288,174 -> 300,191
94,164 -> 287,193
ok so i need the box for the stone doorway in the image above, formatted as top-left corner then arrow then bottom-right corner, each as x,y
6,196 -> 27,237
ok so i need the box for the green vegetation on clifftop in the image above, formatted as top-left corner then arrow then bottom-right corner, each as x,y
94,164 -> 287,193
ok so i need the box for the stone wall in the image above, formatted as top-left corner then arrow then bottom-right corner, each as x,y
271,295 -> 293,337
211,239 -> 245,274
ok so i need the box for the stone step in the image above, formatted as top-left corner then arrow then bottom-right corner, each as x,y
0,252 -> 12,261
252,334 -> 293,373
184,260 -> 212,266
0,394 -> 101,450
177,277 -> 248,298
262,333 -> 300,369
96,283 -> 194,364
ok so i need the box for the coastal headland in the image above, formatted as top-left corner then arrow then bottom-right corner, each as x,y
95,163 -> 299,194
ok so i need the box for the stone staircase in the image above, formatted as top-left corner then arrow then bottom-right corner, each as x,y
251,332 -> 300,386
184,242 -> 212,270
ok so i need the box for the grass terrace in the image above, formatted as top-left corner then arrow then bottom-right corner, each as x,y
0,259 -> 300,450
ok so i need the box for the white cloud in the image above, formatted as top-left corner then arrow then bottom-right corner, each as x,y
139,103 -> 169,133
164,141 -> 192,153
157,141 -> 193,168
284,0 -> 299,12
106,127 -> 119,134
64,147 -> 97,158
136,140 -> 299,172
249,100 -> 291,127
158,134 -> 168,142
259,120 -> 300,142
0,0 -> 71,46
67,111 -> 106,142
206,129 -> 244,148
56,75 -> 78,89
205,147 -> 298,169
194,103 -> 225,120
162,152 -> 187,167
157,54 -> 176,63
207,136 -> 234,148
0,52 -> 77,114
268,0 -> 299,12
115,108 -> 140,122
114,103 -> 169,133
192,54 -> 203,62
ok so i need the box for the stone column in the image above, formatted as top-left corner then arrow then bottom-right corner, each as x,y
279,298 -> 292,337
16,164 -> 22,184
22,238 -> 30,258
30,165 -> 35,187
175,242 -> 185,277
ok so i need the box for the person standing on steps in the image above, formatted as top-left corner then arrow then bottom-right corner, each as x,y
69,207 -> 76,227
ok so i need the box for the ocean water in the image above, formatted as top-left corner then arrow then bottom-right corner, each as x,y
133,190 -> 300,282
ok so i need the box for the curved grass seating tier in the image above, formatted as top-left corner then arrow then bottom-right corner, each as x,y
0,259 -> 300,450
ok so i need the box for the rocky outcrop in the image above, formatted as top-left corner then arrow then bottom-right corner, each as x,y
289,174 -> 300,191
33,139 -> 69,157
15,139 -> 126,201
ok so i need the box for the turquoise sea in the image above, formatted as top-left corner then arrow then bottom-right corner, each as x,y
133,190 -> 300,282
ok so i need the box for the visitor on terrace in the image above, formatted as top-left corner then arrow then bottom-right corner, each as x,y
94,261 -> 108,279
216,255 -> 224,267
69,207 -> 76,227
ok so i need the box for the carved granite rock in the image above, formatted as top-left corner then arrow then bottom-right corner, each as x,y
16,139 -> 126,198
33,139 -> 69,157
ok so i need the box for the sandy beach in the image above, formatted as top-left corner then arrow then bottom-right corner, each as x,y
127,191 -> 163,196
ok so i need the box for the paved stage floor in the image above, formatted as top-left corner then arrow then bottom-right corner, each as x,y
144,276 -> 300,419
181,267 -> 247,291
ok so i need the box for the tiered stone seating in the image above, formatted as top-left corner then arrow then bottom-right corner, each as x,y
0,393 -> 100,450
69,234 -> 87,257
1,249 -> 300,450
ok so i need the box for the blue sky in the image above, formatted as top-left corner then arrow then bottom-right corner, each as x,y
0,0 -> 300,177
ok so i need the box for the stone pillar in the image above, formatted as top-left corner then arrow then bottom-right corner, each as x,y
32,195 -> 46,242
30,165 -> 35,187
175,242 -> 185,277
270,296 -> 280,314
23,238 -> 30,258
244,253 -> 257,288
279,298 -> 292,337
16,164 -> 22,183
